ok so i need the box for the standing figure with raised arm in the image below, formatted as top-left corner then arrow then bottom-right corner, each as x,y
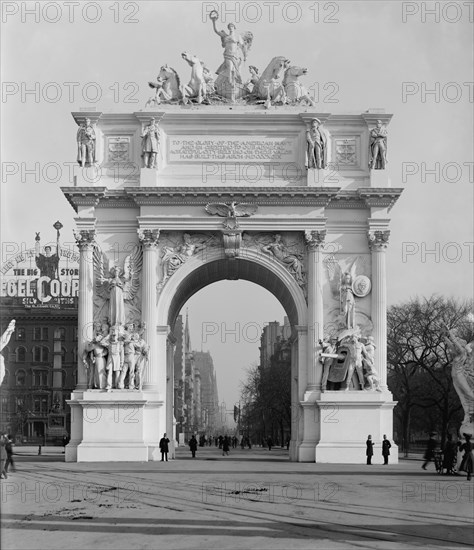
209,10 -> 253,102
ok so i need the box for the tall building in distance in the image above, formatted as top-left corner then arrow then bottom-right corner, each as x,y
194,351 -> 219,435
173,312 -> 219,441
259,317 -> 291,370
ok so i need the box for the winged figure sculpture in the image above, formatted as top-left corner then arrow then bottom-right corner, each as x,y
93,244 -> 143,327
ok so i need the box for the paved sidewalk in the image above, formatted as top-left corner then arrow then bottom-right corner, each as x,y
1,446 -> 472,550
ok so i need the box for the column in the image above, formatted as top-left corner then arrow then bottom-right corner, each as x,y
368,229 -> 390,390
304,229 -> 326,391
74,226 -> 95,391
138,228 -> 160,391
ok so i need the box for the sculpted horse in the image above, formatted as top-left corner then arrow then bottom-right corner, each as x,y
146,65 -> 181,107
181,52 -> 207,104
283,65 -> 315,106
255,56 -> 290,107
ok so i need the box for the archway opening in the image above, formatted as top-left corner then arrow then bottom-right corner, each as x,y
164,257 -> 303,455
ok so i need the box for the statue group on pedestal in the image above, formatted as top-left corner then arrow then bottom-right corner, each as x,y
320,330 -> 381,392
83,321 -> 149,391
84,243 -> 149,390
320,255 -> 379,392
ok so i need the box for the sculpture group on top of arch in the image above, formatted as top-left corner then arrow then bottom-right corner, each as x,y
146,10 -> 315,108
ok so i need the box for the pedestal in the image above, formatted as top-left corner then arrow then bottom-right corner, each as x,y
65,390 -> 164,462
314,391 -> 398,463
370,170 -> 391,188
306,168 -> 334,187
73,165 -> 103,186
140,168 -> 158,186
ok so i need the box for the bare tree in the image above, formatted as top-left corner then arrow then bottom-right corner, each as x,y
388,295 -> 472,453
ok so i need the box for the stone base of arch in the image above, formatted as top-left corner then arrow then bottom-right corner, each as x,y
314,391 -> 398,463
65,390 -> 166,462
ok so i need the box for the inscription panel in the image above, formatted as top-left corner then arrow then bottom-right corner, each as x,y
168,136 -> 297,163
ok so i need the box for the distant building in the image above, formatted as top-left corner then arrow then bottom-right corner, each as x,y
259,317 -> 291,369
0,297 -> 77,444
194,351 -> 219,434
173,312 -> 219,441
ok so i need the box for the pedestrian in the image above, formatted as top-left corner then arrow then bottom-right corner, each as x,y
422,432 -> 437,470
382,434 -> 391,465
366,435 -> 374,465
0,435 -> 7,479
159,433 -> 170,462
189,435 -> 198,458
62,434 -> 69,454
442,433 -> 457,475
4,434 -> 15,473
267,436 -> 273,451
458,433 -> 473,481
222,436 -> 230,456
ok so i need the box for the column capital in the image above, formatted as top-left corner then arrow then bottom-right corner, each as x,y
305,229 -> 326,250
368,230 -> 390,251
138,228 -> 160,249
73,229 -> 95,250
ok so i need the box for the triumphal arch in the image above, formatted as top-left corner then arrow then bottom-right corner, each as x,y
62,16 -> 402,463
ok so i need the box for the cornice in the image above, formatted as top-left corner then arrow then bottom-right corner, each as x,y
60,186 -> 403,212
61,187 -> 107,212
125,187 -> 341,207
358,188 -> 403,211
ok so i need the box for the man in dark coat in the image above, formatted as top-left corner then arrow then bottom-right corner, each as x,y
189,435 -> 198,458
422,433 -> 437,470
366,435 -> 374,465
159,433 -> 170,462
4,434 -> 15,473
382,434 -> 391,465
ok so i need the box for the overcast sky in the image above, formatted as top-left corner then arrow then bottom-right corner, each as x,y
1,1 -> 473,408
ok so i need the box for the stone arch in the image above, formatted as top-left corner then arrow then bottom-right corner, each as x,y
157,248 -> 307,329
156,247 -> 308,459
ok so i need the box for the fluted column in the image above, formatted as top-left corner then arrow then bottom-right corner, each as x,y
138,228 -> 160,392
74,227 -> 95,391
368,229 -> 390,390
304,229 -> 326,391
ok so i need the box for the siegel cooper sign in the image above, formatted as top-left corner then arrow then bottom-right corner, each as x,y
0,244 -> 79,309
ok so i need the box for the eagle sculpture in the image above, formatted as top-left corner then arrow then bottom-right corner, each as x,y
205,201 -> 258,218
